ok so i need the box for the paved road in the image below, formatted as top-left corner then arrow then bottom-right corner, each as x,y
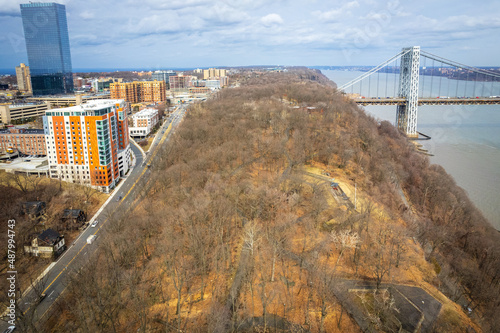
331,279 -> 442,333
0,105 -> 187,331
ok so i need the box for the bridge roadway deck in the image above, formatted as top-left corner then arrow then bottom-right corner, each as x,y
352,97 -> 500,106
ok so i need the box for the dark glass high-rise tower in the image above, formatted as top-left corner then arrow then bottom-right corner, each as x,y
20,2 -> 73,96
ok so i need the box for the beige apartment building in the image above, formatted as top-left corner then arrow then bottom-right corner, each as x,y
110,81 -> 166,103
203,68 -> 227,80
16,63 -> 32,92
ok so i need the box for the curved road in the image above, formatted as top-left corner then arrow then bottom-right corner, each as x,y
1,105 -> 186,331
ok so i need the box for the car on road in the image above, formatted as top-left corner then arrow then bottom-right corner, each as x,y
38,293 -> 46,304
117,196 -> 122,201
91,220 -> 98,228
87,235 -> 97,244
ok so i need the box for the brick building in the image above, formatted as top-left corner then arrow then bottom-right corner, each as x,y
110,81 -> 166,103
0,127 -> 46,155
169,75 -> 194,91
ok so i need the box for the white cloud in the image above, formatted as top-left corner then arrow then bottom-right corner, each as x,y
131,0 -> 210,10
344,1 -> 360,9
260,13 -> 284,27
80,11 -> 94,19
130,13 -> 184,35
315,1 -> 359,22
2,0 -> 500,68
202,3 -> 249,24
445,15 -> 500,29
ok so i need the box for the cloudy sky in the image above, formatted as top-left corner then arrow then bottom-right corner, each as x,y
1,0 -> 500,70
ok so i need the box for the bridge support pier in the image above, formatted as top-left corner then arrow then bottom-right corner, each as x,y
396,46 -> 420,137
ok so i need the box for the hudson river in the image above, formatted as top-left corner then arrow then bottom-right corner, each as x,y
323,70 -> 500,230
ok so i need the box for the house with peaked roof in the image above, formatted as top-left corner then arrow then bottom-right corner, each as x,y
21,201 -> 47,232
61,209 -> 87,227
24,228 -> 65,259
21,201 -> 46,220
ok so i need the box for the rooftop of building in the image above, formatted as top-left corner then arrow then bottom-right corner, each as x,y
0,157 -> 49,173
132,108 -> 158,117
110,80 -> 165,84
2,102 -> 46,109
27,92 -> 110,100
36,228 -> 62,246
0,128 -> 45,135
47,99 -> 125,112
81,99 -> 125,109
21,201 -> 46,215
153,70 -> 176,73
62,209 -> 85,219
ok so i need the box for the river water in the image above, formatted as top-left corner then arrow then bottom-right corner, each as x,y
322,70 -> 500,230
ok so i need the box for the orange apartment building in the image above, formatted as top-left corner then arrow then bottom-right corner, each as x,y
110,81 -> 166,103
43,99 -> 131,192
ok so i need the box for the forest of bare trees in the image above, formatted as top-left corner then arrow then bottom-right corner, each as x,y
0,171 -> 105,319
36,69 -> 500,332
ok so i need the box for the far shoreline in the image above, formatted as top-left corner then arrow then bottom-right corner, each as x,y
319,68 -> 500,231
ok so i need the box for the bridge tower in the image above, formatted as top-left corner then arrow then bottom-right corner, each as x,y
396,46 -> 420,137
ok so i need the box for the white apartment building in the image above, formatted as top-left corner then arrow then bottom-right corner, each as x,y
129,108 -> 159,138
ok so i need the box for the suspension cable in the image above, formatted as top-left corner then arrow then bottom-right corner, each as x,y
338,49 -> 410,91
368,68 -> 371,97
446,67 -> 451,97
430,59 -> 434,97
385,65 -> 388,97
474,72 -> 478,97
377,68 -> 380,97
481,73 -> 486,97
421,51 -> 500,79
421,56 -> 426,98
438,61 -> 443,97
394,58 -> 398,97
464,70 -> 469,97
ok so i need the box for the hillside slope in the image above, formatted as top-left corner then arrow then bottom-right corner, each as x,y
44,69 -> 499,333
